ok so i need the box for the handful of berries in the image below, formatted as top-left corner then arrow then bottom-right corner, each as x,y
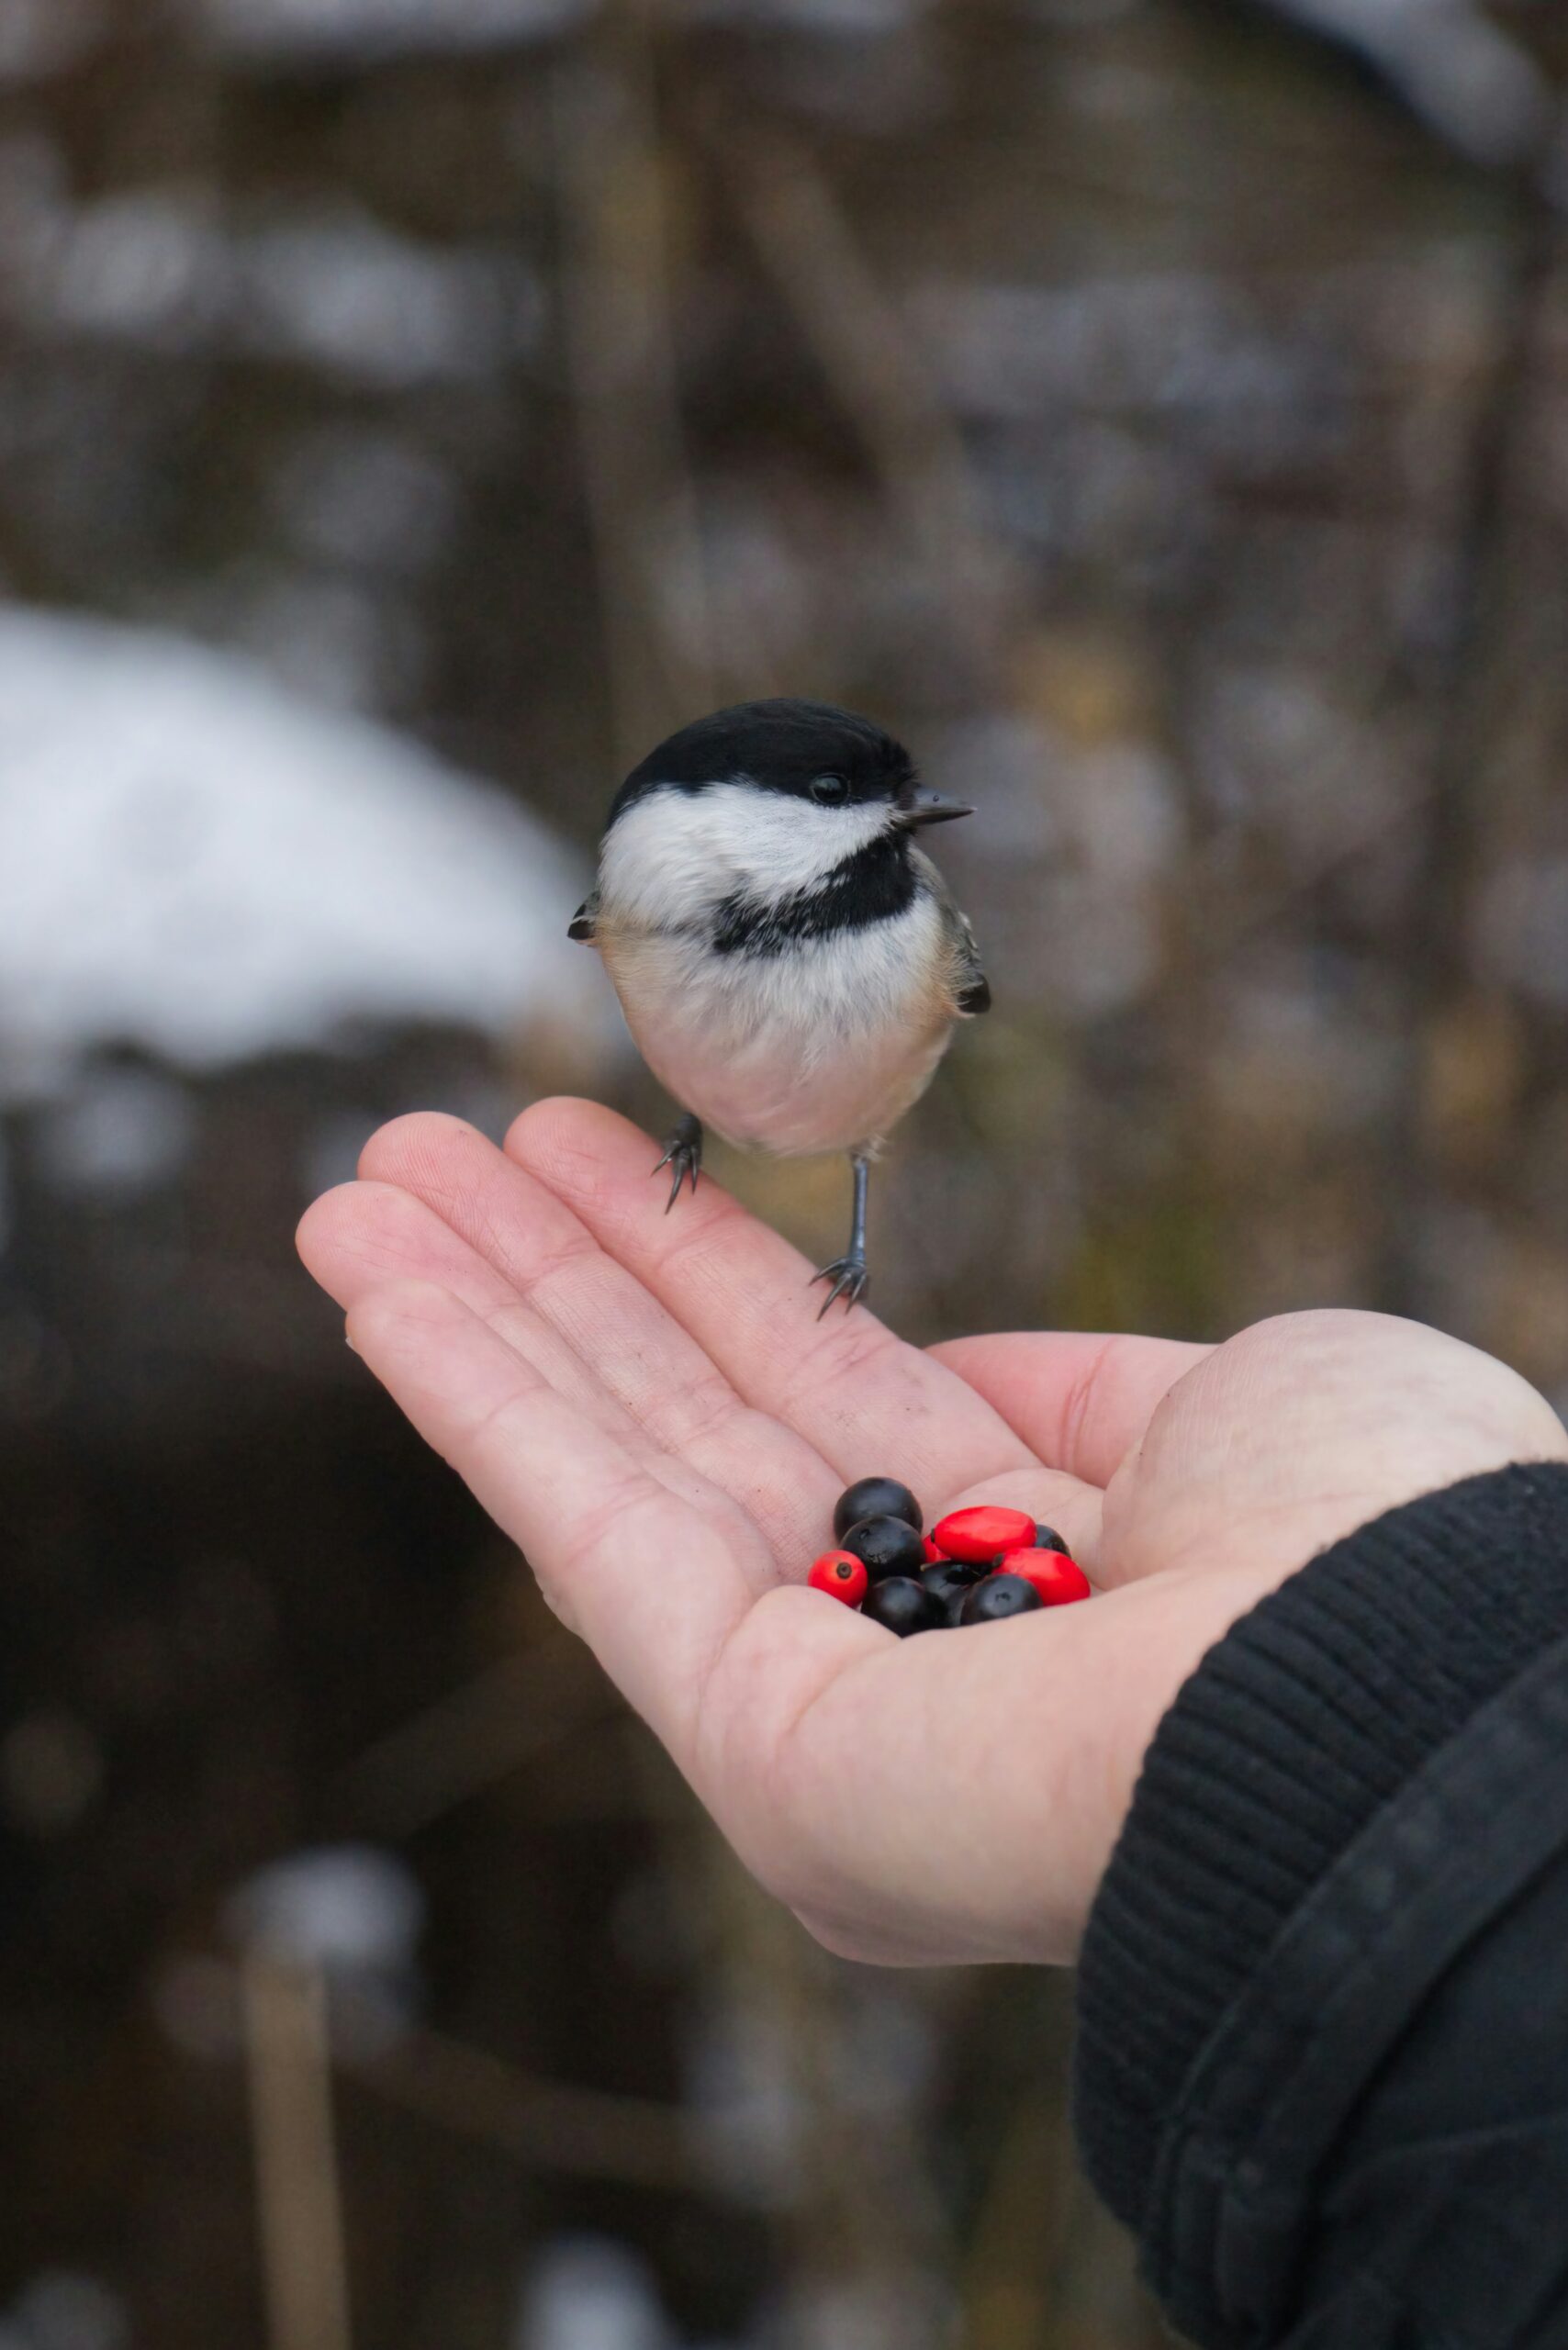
807,1476 -> 1091,1635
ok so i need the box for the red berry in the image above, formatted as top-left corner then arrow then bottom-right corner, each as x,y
998,1549 -> 1092,1606
921,1537 -> 944,1565
932,1505 -> 1037,1564
808,1550 -> 868,1606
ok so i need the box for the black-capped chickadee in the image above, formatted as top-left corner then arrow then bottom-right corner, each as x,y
569,699 -> 988,1313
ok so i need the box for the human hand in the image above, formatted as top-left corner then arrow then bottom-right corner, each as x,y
297,1102 -> 1567,1967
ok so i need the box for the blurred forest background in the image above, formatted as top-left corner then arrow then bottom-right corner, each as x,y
1,0 -> 1566,2344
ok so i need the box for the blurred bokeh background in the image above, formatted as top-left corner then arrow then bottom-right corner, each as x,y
1,0 -> 1566,2343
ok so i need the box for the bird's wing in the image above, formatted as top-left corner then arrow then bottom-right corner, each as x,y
951,912 -> 991,1015
935,881 -> 989,1016
567,891 -> 599,943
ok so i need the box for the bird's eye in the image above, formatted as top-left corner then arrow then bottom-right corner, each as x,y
809,774 -> 851,806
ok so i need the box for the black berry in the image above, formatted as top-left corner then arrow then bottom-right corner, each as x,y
920,1561 -> 986,1621
841,1515 -> 927,1583
958,1573 -> 1046,1626
834,1477 -> 923,1541
1033,1524 -> 1070,1555
860,1577 -> 942,1636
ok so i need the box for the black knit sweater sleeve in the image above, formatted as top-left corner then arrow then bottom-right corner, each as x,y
1071,1461 -> 1568,2349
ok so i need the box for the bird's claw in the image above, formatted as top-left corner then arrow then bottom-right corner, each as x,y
810,1254 -> 869,1316
652,1116 -> 702,1213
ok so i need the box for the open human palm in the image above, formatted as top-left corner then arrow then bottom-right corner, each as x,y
297,1102 -> 1566,1967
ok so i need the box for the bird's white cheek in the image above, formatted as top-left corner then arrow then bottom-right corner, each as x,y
599,799 -> 728,928
599,782 -> 893,926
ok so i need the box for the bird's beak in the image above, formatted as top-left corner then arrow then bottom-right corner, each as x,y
894,789 -> 974,830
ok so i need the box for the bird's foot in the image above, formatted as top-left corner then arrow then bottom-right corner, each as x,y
810,1251 -> 869,1317
653,1113 -> 703,1212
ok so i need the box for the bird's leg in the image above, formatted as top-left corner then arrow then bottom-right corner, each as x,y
653,1112 -> 703,1211
811,1151 -> 871,1315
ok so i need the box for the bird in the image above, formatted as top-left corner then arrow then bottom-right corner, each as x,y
568,698 -> 988,1314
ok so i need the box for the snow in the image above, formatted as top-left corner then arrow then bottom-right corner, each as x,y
514,2238 -> 674,2350
1257,0 -> 1551,169
226,1842 -> 426,2053
228,1843 -> 424,1975
0,2275 -> 128,2350
0,608 -> 616,1102
913,274 -> 1347,456
33,1068 -> 198,1196
17,185 -> 544,384
241,209 -> 543,386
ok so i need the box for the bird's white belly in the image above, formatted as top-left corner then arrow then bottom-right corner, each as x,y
600,912 -> 953,1157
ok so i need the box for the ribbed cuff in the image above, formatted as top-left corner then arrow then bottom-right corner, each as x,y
1071,1460 -> 1568,2240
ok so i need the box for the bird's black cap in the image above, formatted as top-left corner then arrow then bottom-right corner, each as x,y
607,699 -> 914,830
